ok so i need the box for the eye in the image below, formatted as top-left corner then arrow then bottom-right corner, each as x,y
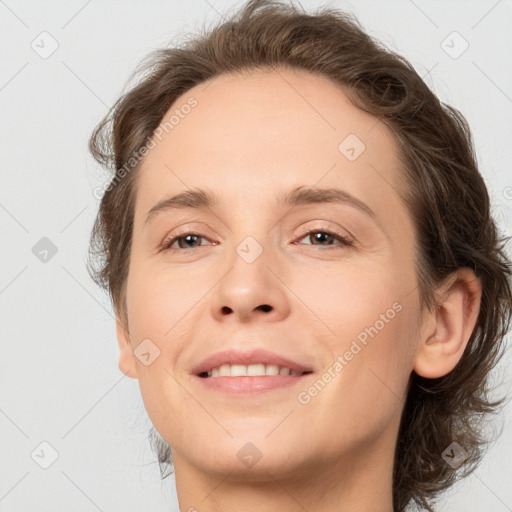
162,232 -> 215,252
161,228 -> 353,253
295,229 -> 354,250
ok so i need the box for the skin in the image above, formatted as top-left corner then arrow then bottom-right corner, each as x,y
115,67 -> 482,512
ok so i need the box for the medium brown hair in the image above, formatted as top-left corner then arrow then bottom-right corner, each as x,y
87,1 -> 512,510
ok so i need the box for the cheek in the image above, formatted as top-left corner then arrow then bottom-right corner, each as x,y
123,267 -> 201,419
291,262 -> 416,426
289,259 -> 405,346
126,262 -> 206,341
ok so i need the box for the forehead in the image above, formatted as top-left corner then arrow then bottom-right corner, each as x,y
134,67 -> 410,238
145,67 -> 390,166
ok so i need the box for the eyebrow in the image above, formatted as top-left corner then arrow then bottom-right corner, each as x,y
144,185 -> 378,226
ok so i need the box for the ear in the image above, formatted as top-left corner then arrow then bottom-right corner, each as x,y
413,267 -> 482,379
116,314 -> 139,379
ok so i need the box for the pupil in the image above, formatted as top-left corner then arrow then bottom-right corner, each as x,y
181,235 -> 198,248
313,232 -> 332,245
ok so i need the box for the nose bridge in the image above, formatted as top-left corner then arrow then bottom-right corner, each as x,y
235,232 -> 267,266
225,197 -> 275,267
228,229 -> 272,294
228,208 -> 282,281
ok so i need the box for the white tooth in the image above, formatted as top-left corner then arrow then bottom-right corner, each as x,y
218,364 -> 231,377
265,364 -> 279,375
230,364 -> 247,377
206,364 -> 299,377
247,363 -> 266,376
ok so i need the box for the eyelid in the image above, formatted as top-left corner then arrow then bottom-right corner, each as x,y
293,227 -> 354,250
160,221 -> 355,253
294,221 -> 355,242
160,227 -> 215,251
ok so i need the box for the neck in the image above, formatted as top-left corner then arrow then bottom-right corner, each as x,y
173,433 -> 396,512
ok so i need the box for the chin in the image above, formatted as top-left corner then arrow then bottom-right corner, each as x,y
182,435 -> 305,477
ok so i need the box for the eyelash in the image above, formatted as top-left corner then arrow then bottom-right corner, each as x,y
161,228 -> 354,253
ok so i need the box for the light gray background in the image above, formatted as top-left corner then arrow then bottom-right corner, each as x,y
1,0 -> 511,510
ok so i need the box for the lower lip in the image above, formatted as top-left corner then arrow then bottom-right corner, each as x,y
193,374 -> 312,394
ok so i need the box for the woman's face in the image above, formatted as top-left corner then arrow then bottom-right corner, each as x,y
117,67 -> 425,479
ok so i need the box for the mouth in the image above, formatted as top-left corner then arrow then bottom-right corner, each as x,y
198,364 -> 314,378
190,348 -> 315,393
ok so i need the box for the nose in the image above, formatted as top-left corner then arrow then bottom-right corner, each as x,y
210,241 -> 291,323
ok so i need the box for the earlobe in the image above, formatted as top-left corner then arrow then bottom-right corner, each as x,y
116,315 -> 139,379
413,268 -> 482,379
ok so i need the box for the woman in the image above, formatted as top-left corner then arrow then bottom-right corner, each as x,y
87,0 -> 512,510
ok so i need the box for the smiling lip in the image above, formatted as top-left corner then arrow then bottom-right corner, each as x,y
195,374 -> 313,394
190,349 -> 314,394
190,348 -> 314,377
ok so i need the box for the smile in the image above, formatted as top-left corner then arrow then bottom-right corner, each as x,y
200,363 -> 313,378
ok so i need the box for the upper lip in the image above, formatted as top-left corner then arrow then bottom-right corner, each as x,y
191,348 -> 314,376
